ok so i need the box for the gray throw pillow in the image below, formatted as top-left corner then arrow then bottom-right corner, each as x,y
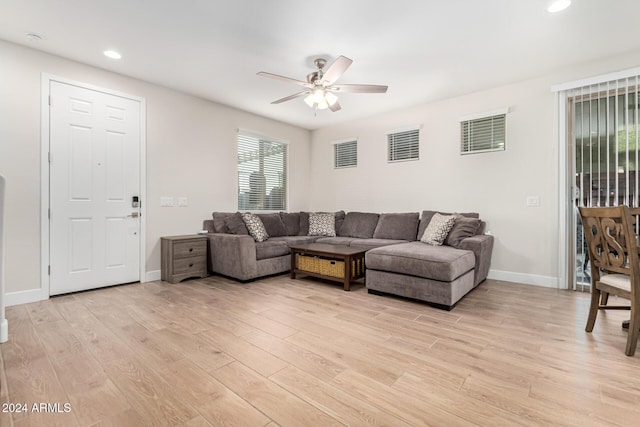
420,213 -> 455,246
298,212 -> 310,236
279,212 -> 300,235
338,212 -> 380,238
417,210 -> 479,240
212,212 -> 235,233
225,212 -> 249,235
373,213 -> 419,241
257,213 -> 287,237
308,212 -> 336,237
445,216 -> 482,248
242,213 -> 269,242
335,210 -> 346,234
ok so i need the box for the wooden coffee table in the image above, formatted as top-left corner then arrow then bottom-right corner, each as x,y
290,243 -> 366,291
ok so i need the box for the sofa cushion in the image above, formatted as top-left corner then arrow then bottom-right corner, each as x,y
315,236 -> 356,245
269,236 -> 319,246
308,212 -> 336,237
421,213 -> 455,246
255,240 -> 289,260
338,212 -> 380,238
350,238 -> 409,250
366,241 -> 475,282
280,212 -> 300,236
225,212 -> 249,235
373,212 -> 419,241
299,212 -> 310,236
417,210 -> 479,240
445,216 -> 482,248
212,212 -> 235,233
257,213 -> 287,237
242,213 -> 269,242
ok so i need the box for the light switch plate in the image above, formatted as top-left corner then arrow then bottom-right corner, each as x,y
160,197 -> 174,207
526,196 -> 540,207
177,197 -> 188,207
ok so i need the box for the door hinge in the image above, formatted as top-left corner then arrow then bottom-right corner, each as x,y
48,95 -> 52,106
48,152 -> 52,163
48,265 -> 51,275
48,208 -> 51,219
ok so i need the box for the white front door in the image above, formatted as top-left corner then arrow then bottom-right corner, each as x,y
49,81 -> 141,295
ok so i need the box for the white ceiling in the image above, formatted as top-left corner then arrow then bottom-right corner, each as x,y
1,0 -> 639,130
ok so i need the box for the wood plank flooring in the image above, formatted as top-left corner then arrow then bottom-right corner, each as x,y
2,275 -> 640,426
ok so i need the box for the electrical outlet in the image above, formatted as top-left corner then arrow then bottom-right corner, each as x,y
177,197 -> 188,207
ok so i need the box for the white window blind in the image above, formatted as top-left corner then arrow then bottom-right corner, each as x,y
387,127 -> 419,162
334,140 -> 357,168
460,112 -> 506,154
237,130 -> 287,210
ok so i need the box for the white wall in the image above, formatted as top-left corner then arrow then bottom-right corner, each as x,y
0,40 -> 311,303
309,52 -> 640,287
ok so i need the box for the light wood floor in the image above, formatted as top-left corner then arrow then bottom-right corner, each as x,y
2,275 -> 640,426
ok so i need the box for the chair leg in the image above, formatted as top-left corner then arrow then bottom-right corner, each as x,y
601,292 -> 610,305
586,286 -> 601,332
625,305 -> 640,356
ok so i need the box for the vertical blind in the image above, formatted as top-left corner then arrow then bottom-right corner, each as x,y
460,113 -> 506,154
237,130 -> 288,211
387,128 -> 420,162
572,76 -> 640,208
334,140 -> 358,168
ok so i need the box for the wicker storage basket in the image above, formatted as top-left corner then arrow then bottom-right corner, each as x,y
297,255 -> 345,278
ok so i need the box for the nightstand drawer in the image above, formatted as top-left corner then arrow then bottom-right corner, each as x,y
173,240 -> 206,259
173,258 -> 206,275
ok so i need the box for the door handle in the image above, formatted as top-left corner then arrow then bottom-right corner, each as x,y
127,212 -> 140,218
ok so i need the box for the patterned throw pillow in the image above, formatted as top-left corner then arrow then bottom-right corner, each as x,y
308,212 -> 336,237
420,213 -> 455,246
241,213 -> 269,242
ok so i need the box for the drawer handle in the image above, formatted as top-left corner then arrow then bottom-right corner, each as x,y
189,248 -> 193,252
189,263 -> 194,268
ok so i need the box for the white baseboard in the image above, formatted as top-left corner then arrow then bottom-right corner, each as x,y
145,270 -> 161,282
5,288 -> 48,306
487,269 -> 560,289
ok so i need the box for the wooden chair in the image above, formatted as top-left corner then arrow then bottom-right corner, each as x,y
579,205 -> 640,356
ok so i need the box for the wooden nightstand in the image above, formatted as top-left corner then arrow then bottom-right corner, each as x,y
161,235 -> 208,283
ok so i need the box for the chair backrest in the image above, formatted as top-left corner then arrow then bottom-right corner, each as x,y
579,205 -> 640,286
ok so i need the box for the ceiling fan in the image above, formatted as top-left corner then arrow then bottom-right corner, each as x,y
257,55 -> 388,112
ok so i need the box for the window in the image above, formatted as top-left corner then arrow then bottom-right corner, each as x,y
334,139 -> 357,168
460,109 -> 507,154
387,127 -> 420,162
237,130 -> 287,210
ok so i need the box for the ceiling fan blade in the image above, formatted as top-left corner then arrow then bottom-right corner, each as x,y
257,71 -> 312,88
320,55 -> 353,85
329,84 -> 388,93
329,101 -> 341,112
271,91 -> 309,104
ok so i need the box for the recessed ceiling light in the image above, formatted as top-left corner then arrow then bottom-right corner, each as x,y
548,0 -> 571,13
103,50 -> 122,60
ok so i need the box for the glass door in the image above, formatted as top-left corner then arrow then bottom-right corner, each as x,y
570,80 -> 639,290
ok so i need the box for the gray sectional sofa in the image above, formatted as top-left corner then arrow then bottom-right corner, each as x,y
202,210 -> 493,309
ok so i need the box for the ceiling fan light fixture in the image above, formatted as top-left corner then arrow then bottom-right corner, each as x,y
318,98 -> 331,110
325,92 -> 338,106
304,94 -> 315,107
312,89 -> 325,104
